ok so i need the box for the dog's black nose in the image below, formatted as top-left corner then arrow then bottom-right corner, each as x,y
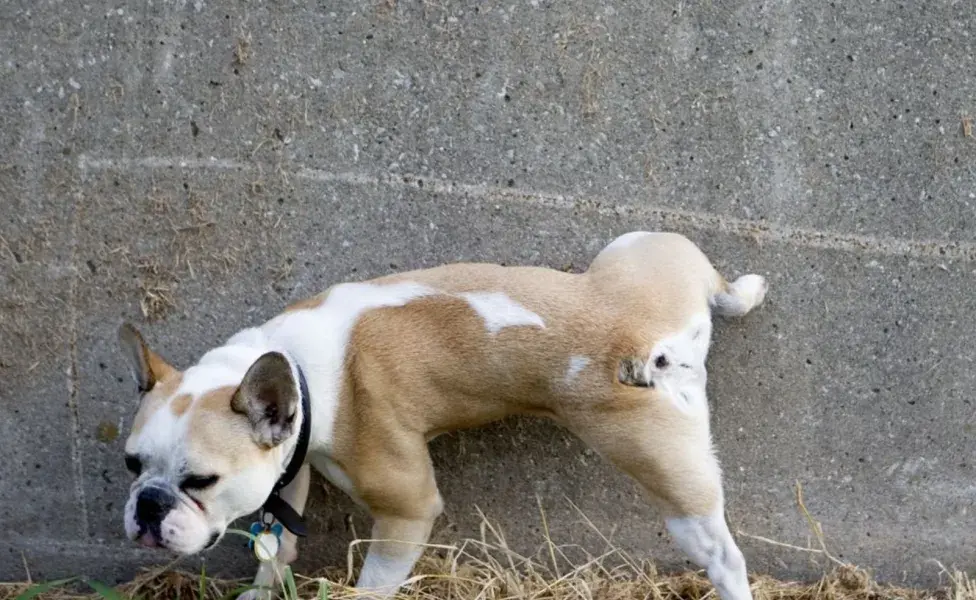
136,487 -> 176,524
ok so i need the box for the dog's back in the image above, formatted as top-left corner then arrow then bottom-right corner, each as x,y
336,232 -> 759,434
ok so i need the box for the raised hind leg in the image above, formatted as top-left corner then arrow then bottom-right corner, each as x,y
562,396 -> 752,600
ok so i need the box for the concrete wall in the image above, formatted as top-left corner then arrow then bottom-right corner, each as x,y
1,0 -> 974,587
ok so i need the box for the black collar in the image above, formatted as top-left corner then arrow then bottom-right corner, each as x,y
260,363 -> 312,537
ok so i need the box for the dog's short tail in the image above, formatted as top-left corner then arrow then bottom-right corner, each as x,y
709,273 -> 768,317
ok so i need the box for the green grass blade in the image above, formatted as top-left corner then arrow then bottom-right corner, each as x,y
13,577 -> 78,600
283,566 -> 298,600
226,528 -> 259,544
199,563 -> 207,600
316,579 -> 331,600
85,579 -> 134,600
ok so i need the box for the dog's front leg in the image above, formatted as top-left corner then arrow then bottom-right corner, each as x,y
355,513 -> 437,597
238,464 -> 311,600
349,432 -> 443,597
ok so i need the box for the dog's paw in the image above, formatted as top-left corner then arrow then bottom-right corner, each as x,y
236,588 -> 273,600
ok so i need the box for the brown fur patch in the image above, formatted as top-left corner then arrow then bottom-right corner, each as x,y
146,350 -> 178,384
131,372 -> 183,435
187,386 -> 271,470
194,385 -> 238,414
169,393 -> 193,416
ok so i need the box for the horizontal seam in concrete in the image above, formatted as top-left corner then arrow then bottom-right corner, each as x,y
77,155 -> 976,263
4,538 -> 161,558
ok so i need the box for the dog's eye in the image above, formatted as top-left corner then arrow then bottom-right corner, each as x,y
124,455 -> 142,476
181,474 -> 220,492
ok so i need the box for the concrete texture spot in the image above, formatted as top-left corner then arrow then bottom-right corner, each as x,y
96,422 -> 120,444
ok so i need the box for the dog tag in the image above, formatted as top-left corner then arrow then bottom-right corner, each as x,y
253,530 -> 280,562
248,520 -> 283,562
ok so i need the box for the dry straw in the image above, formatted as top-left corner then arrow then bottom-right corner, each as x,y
3,483 -> 971,600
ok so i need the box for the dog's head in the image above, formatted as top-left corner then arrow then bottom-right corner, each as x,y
117,323 -> 301,554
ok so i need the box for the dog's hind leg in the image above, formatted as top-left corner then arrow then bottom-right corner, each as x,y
665,506 -> 751,600
562,400 -> 753,600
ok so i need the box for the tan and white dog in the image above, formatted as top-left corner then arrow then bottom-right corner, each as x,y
118,231 -> 767,600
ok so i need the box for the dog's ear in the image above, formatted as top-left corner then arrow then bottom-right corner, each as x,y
231,352 -> 299,448
118,322 -> 177,393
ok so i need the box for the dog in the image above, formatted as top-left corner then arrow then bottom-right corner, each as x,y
118,231 -> 767,600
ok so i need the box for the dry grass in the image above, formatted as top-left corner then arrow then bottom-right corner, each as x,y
234,34 -> 251,66
553,17 -> 608,119
1,499 -> 971,600
0,218 -> 68,369
3,560 -> 967,600
134,257 -> 178,322
1,545 -> 970,600
98,180 -> 279,321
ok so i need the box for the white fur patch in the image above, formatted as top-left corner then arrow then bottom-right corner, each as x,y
644,314 -> 712,414
178,343 -> 269,399
730,274 -> 766,300
156,499 -> 213,554
356,547 -> 425,595
460,291 -> 545,334
130,406 -> 183,467
666,509 -> 752,600
648,315 -> 712,373
564,355 -> 590,383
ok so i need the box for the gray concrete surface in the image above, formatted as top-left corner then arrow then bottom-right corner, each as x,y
1,0 -> 975,587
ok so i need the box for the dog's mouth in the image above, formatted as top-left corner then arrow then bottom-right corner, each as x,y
134,526 -> 222,554
136,530 -> 163,549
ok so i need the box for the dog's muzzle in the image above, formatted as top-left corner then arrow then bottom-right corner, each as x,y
135,486 -> 176,547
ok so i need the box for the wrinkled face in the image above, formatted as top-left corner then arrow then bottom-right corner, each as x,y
117,324 -> 300,555
122,379 -> 283,554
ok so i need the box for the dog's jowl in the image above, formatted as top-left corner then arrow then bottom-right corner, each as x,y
118,231 -> 767,600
